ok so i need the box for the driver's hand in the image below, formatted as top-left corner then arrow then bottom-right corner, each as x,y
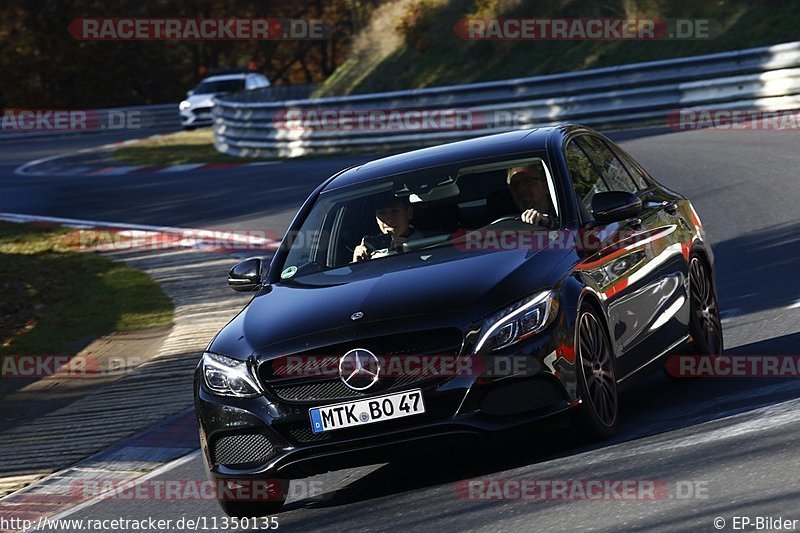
352,237 -> 371,262
521,208 -> 544,225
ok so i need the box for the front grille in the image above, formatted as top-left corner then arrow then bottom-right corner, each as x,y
212,432 -> 275,467
272,379 -> 366,402
270,374 -> 435,402
480,378 -> 566,416
260,328 -> 463,403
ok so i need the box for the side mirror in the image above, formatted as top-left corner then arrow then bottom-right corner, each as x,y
187,90 -> 194,97
591,191 -> 642,224
228,258 -> 265,292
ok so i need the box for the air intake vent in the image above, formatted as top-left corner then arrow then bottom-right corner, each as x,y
213,433 -> 275,467
480,378 -> 566,416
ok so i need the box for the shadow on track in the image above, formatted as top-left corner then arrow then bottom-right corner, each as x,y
713,220 -> 800,317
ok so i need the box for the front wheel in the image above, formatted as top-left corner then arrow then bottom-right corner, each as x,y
572,307 -> 619,440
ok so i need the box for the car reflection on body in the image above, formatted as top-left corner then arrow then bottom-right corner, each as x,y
194,125 -> 723,516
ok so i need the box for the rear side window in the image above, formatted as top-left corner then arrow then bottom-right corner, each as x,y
576,136 -> 639,193
249,75 -> 269,89
565,139 -> 608,213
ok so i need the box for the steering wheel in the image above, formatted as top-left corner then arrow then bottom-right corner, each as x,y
490,213 -> 553,226
489,215 -> 520,225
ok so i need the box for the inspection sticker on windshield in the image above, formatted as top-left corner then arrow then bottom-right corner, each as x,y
309,390 -> 425,433
280,266 -> 297,279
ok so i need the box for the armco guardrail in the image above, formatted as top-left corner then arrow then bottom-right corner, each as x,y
233,84 -> 317,103
0,85 -> 315,142
0,103 -> 180,141
213,41 -> 800,158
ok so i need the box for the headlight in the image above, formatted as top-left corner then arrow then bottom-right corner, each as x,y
179,100 -> 192,111
474,290 -> 559,353
202,352 -> 262,397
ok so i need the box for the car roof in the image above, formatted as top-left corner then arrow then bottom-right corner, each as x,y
200,73 -> 256,82
325,126 -> 578,191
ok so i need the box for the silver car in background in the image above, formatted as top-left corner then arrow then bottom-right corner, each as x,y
179,72 -> 270,129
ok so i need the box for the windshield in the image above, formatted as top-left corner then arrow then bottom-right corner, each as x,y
194,79 -> 245,94
279,155 -> 560,281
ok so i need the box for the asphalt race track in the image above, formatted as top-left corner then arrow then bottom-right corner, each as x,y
3,127 -> 800,531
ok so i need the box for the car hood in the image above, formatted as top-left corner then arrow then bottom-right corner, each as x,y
209,247 -> 573,360
184,94 -> 217,107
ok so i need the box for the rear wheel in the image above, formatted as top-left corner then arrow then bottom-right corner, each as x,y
663,255 -> 724,380
688,256 -> 724,355
572,307 -> 618,440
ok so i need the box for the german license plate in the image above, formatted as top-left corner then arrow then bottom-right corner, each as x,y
309,389 -> 425,433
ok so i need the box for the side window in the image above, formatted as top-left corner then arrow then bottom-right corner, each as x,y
617,151 -> 651,190
577,136 -> 639,193
565,139 -> 608,213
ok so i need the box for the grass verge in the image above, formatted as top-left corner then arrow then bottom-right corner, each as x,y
110,127 -> 368,164
110,128 -> 274,166
0,222 -> 174,356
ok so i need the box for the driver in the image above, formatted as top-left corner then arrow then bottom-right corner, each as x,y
507,165 -> 557,228
352,194 -> 422,262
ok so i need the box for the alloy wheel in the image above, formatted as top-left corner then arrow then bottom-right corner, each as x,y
578,311 -> 618,428
690,257 -> 723,355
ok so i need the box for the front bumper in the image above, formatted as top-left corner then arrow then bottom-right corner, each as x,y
180,107 -> 213,127
194,318 -> 580,480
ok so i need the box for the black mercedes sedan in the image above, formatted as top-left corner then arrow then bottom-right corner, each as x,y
194,125 -> 723,516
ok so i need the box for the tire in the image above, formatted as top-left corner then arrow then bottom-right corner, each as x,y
572,306 -> 619,440
687,256 -> 724,356
216,478 -> 288,517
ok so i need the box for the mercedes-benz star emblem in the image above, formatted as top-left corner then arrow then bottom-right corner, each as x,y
339,348 -> 380,391
350,311 -> 364,321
